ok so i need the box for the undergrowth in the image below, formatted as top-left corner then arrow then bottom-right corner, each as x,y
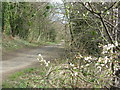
1,35 -> 59,51
2,38 -> 119,88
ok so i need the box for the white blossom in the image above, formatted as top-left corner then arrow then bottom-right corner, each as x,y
83,14 -> 85,16
73,67 -> 77,69
101,64 -> 105,67
107,11 -> 110,14
84,56 -> 92,60
70,63 -> 74,67
95,63 -> 99,66
106,65 -> 108,68
115,41 -> 118,46
38,54 -> 42,57
97,66 -> 102,71
46,63 -> 48,67
98,57 -> 103,62
102,44 -> 115,54
104,56 -> 108,64
37,54 -> 50,67
48,61 -> 50,63
38,54 -> 44,60
86,64 -> 90,66
60,71 -> 64,75
76,54 -> 83,59
81,65 -> 84,68
74,72 -> 78,76
102,2 -> 105,5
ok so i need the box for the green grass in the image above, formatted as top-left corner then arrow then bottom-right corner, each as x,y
2,67 -> 40,88
35,40 -> 60,46
8,68 -> 35,81
2,82 -> 13,88
45,41 -> 60,45
2,59 -> 66,88
2,35 -> 60,52
2,65 -> 49,88
2,38 -> 39,51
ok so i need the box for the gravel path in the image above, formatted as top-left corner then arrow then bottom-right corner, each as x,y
0,42 -> 65,86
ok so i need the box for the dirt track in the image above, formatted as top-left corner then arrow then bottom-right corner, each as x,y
1,43 -> 65,86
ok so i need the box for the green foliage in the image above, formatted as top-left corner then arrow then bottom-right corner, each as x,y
64,3 -> 107,56
2,2 -> 58,43
2,82 -> 13,88
46,4 -> 53,10
2,35 -> 39,51
9,71 -> 24,80
49,28 -> 57,42
46,5 -> 51,10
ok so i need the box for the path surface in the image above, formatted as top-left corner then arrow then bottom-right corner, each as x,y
0,42 -> 65,86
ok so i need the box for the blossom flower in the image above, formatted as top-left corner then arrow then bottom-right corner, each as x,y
115,41 -> 118,46
97,66 -> 102,71
73,67 -> 77,69
101,64 -> 104,67
70,63 -> 74,67
38,54 -> 43,60
98,57 -> 103,62
46,63 -> 48,67
75,54 -> 83,59
95,63 -> 99,66
60,71 -> 64,75
86,64 -> 90,66
81,65 -> 84,68
106,65 -> 108,68
48,61 -> 50,64
38,54 -> 42,57
43,60 -> 47,63
84,56 -> 92,61
74,72 -> 78,76
102,44 -> 115,54
37,54 -> 50,67
102,50 -> 107,54
104,56 -> 109,64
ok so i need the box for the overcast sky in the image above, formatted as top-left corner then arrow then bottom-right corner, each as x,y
50,0 -> 63,4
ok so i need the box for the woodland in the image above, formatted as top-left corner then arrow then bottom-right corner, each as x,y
1,1 -> 120,88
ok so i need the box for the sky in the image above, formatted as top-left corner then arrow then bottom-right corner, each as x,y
50,0 -> 63,4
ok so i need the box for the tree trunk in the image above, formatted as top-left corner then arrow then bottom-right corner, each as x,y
2,2 -> 5,33
9,16 -> 15,37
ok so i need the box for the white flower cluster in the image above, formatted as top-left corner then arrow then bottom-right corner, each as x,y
95,43 -> 117,71
75,54 -> 83,59
84,56 -> 92,62
95,56 -> 111,71
70,63 -> 74,67
102,44 -> 115,54
37,54 -> 50,67
69,63 -> 79,69
84,56 -> 92,60
84,56 -> 97,63
97,56 -> 111,64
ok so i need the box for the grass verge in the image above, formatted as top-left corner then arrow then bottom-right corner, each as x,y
2,58 -> 66,88
2,55 -> 112,88
1,35 -> 59,52
2,67 -> 46,88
